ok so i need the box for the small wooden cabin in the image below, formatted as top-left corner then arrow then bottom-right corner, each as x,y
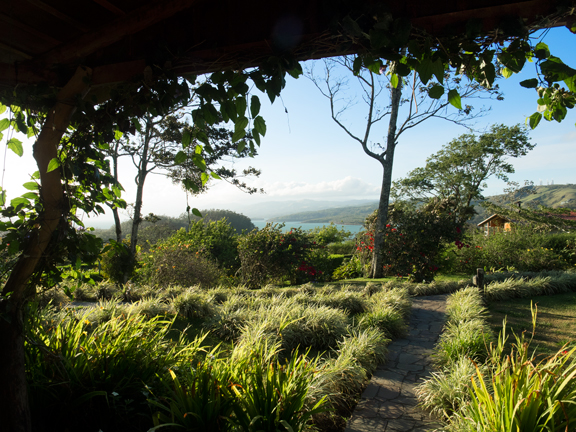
477,214 -> 512,236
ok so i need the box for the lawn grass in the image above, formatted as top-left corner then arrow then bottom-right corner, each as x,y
487,292 -> 576,356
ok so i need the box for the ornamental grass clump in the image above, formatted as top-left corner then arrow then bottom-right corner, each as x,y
435,318 -> 492,366
320,328 -> 389,411
415,355 -> 483,420
434,287 -> 493,366
484,276 -> 570,301
370,287 -> 412,318
170,288 -> 215,319
280,303 -> 350,351
313,290 -> 369,315
126,296 -> 171,318
445,286 -> 487,323
446,313 -> 576,432
357,306 -> 407,338
26,307 -> 203,431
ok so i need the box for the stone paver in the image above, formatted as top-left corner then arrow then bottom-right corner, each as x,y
345,294 -> 448,432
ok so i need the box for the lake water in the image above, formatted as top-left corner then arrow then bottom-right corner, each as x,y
251,220 -> 363,234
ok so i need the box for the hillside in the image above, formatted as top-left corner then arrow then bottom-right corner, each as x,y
271,185 -> 576,226
271,202 -> 378,225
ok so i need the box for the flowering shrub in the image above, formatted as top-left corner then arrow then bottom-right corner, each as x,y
363,207 -> 461,282
237,224 -> 315,288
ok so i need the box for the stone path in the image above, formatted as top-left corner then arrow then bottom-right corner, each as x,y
345,294 -> 448,432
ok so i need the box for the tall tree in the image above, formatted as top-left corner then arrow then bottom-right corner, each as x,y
308,56 -> 497,277
392,124 -> 534,222
108,110 -> 260,283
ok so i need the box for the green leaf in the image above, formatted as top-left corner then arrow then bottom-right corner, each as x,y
564,75 -> 576,93
192,154 -> 206,171
253,116 -> 266,136
11,197 -> 29,208
46,158 -> 60,172
0,103 -> 6,115
448,89 -> 462,110
540,57 -> 576,82
182,129 -> 192,147
210,172 -> 221,180
112,185 -> 122,198
417,58 -> 432,84
114,129 -> 123,140
237,141 -> 246,153
22,192 -> 38,200
192,208 -> 202,218
232,129 -> 245,143
195,129 -> 209,146
195,144 -> 202,154
519,78 -> 539,88
235,116 -> 249,132
390,74 -> 399,88
428,85 -> 444,99
534,42 -> 550,60
367,59 -> 384,75
250,95 -> 261,118
431,59 -> 445,83
0,189 -> 4,206
501,67 -> 513,78
527,112 -> 542,129
236,97 -> 247,117
201,172 -> 209,186
174,151 -> 187,164
22,182 -> 39,191
7,138 -> 23,157
0,118 -> 9,132
31,171 -> 40,180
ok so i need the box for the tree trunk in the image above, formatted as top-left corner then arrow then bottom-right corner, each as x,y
110,142 -> 123,243
371,81 -> 402,278
0,67 -> 91,432
126,117 -> 152,282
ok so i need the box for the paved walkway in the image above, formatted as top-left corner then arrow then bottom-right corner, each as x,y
345,294 -> 448,432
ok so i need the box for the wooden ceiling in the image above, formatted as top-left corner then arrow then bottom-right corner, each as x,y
0,0 -> 572,89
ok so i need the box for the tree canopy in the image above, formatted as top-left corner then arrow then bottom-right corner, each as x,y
393,124 -> 534,221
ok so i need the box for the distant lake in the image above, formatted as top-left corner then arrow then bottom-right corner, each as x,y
251,220 -> 363,234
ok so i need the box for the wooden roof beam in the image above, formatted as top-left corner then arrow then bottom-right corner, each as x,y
0,14 -> 62,46
30,0 -> 200,66
91,0 -> 126,16
24,0 -> 89,32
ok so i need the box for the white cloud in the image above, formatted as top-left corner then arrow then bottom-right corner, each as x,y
260,176 -> 380,198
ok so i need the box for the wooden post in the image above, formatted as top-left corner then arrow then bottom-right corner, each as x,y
476,268 -> 485,292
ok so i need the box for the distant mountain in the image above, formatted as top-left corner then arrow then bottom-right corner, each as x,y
234,199 -> 378,220
267,185 -> 576,226
271,202 -> 378,225
470,184 -> 576,225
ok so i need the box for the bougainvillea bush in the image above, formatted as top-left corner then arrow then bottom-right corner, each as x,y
352,206 -> 461,282
237,224 -> 317,288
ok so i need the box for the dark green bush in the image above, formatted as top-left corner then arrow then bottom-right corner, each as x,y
237,224 -> 313,288
139,247 -> 223,288
451,227 -> 572,273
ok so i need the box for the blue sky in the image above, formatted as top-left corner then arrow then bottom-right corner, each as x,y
2,27 -> 576,228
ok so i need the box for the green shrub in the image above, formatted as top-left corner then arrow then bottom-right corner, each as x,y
237,224 -> 314,288
140,246 -> 223,288
100,239 -> 136,284
332,255 -> 367,280
452,228 -> 571,273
